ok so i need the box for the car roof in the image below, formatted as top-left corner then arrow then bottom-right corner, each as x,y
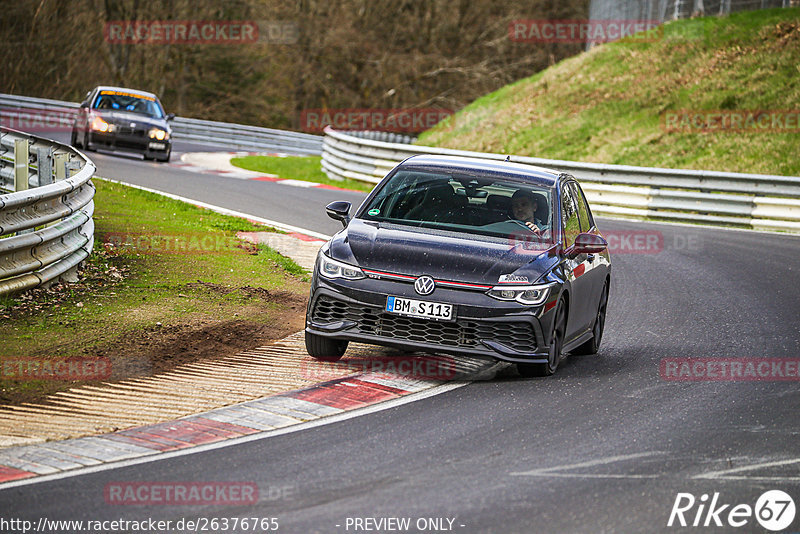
93,86 -> 160,100
400,154 -> 563,187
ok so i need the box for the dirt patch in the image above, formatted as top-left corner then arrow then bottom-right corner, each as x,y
185,281 -> 306,306
1,277 -> 309,406
94,303 -> 307,378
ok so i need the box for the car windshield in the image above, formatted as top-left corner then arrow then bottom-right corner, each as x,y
92,90 -> 165,118
359,168 -> 555,245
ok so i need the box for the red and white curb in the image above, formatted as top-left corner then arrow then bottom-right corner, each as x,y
173,151 -> 361,192
0,357 -> 499,487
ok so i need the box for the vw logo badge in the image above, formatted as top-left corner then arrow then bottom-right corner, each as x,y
414,275 -> 435,296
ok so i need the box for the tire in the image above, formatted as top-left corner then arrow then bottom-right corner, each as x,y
518,298 -> 566,378
572,280 -> 609,356
71,129 -> 79,148
82,129 -> 93,151
305,331 -> 348,362
156,149 -> 171,163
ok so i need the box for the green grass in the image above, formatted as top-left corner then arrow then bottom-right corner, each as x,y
419,8 -> 800,176
230,154 -> 374,192
0,178 -> 309,404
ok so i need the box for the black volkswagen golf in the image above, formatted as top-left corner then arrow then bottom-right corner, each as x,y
71,86 -> 174,162
305,155 -> 611,377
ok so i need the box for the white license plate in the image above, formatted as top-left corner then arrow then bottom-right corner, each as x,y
148,142 -> 166,150
385,296 -> 453,321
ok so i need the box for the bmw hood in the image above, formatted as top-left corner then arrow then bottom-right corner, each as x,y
327,219 -> 559,285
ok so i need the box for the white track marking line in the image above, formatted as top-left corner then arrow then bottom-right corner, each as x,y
693,457 -> 800,481
510,451 -> 663,478
0,382 -> 466,491
94,176 -> 332,241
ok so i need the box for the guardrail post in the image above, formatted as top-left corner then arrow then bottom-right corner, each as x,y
54,153 -> 67,181
36,147 -> 54,186
14,138 -> 29,192
66,159 -> 81,178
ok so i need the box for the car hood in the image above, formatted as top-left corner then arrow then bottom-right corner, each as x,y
92,110 -> 170,130
327,219 -> 560,285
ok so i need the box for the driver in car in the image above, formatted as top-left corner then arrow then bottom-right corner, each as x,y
511,190 -> 550,237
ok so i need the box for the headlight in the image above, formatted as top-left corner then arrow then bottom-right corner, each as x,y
318,253 -> 365,280
486,283 -> 555,305
90,116 -> 111,132
148,128 -> 168,140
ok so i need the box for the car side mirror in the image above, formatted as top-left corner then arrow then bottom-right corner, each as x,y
570,232 -> 608,257
166,113 -> 175,121
326,201 -> 351,228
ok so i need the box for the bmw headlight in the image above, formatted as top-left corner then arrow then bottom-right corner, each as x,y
148,128 -> 168,140
91,116 -> 112,132
318,253 -> 365,280
486,283 -> 555,305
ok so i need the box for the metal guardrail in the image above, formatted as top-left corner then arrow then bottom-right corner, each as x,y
321,127 -> 800,233
0,93 -> 323,155
0,127 -> 96,296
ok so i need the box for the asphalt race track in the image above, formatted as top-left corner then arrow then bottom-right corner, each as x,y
1,142 -> 799,533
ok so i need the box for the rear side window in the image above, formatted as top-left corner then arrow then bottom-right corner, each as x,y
570,182 -> 593,232
561,183 -> 580,248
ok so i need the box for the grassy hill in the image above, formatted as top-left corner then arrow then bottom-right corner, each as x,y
418,8 -> 800,176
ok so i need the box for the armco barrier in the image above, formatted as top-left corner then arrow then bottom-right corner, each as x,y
321,127 -> 800,233
0,127 -> 96,296
0,93 -> 323,155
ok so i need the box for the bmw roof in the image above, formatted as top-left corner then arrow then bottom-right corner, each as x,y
399,154 -> 564,187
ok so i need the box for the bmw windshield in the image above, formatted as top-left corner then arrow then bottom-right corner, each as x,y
92,90 -> 165,119
358,168 -> 556,244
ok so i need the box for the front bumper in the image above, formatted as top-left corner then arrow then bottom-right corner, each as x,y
89,130 -> 171,155
306,276 -> 558,364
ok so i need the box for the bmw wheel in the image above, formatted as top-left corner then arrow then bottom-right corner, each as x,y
82,129 -> 93,151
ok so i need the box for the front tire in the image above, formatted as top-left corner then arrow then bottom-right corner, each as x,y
572,281 -> 608,356
82,129 -> 93,151
305,331 -> 348,362
518,298 -> 566,378
156,148 -> 171,163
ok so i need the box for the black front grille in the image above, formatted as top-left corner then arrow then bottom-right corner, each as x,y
115,125 -> 147,136
312,295 -> 537,353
